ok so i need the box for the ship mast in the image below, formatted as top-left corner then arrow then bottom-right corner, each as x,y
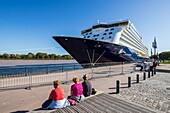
152,37 -> 157,56
152,37 -> 158,61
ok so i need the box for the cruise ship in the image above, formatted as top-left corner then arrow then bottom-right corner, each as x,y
53,20 -> 149,66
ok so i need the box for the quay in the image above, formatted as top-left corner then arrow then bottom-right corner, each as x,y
0,64 -> 170,113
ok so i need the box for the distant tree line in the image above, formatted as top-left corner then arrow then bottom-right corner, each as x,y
0,52 -> 73,60
159,51 -> 170,62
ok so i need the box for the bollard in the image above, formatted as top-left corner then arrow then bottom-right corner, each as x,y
128,77 -> 131,87
143,72 -> 146,80
136,74 -> 139,83
148,70 -> 150,78
116,80 -> 120,94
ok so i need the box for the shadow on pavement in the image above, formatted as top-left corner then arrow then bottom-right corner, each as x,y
11,110 -> 29,113
108,92 -> 117,94
108,86 -> 129,89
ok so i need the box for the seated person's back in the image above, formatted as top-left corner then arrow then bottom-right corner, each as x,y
43,80 -> 70,109
50,86 -> 64,101
69,76 -> 84,102
82,74 -> 92,97
71,83 -> 83,96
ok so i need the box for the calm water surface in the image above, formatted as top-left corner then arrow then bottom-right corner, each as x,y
0,63 -> 82,76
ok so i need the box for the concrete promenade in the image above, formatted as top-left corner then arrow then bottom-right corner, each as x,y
115,64 -> 170,113
0,64 -> 169,113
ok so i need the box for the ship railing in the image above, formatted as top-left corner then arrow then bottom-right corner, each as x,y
0,62 -> 134,89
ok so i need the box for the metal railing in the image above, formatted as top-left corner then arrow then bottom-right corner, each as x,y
0,62 -> 134,89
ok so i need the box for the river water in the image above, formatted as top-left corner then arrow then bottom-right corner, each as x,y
0,60 -> 82,76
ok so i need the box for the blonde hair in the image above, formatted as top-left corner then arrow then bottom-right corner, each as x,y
53,80 -> 60,88
72,76 -> 79,83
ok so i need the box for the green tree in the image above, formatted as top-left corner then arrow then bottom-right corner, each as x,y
10,54 -> 16,59
35,52 -> 43,59
20,54 -> 27,59
42,53 -> 48,59
0,54 -> 3,59
49,54 -> 56,60
27,53 -> 34,59
61,55 -> 73,60
56,55 -> 62,60
0,52 -> 74,60
159,51 -> 170,62
15,54 -> 21,59
3,53 -> 10,59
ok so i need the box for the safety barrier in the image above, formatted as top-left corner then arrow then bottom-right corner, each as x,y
0,62 -> 133,89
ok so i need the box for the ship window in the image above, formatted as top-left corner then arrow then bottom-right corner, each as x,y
89,32 -> 92,34
109,36 -> 112,38
95,38 -> 97,40
87,36 -> 90,38
110,28 -> 114,30
93,35 -> 96,37
105,29 -> 109,32
86,33 -> 88,35
103,33 -> 107,35
96,34 -> 99,36
109,32 -> 112,34
102,37 -> 104,40
84,36 -> 86,38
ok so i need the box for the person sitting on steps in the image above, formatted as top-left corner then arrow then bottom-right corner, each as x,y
43,80 -> 70,109
68,76 -> 84,103
82,74 -> 92,97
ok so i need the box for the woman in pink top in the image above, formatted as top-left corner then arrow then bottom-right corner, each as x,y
69,76 -> 84,102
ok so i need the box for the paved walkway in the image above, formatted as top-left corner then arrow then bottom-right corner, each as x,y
0,70 -> 140,113
0,64 -> 169,113
115,72 -> 170,113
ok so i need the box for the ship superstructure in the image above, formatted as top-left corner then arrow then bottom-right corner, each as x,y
82,20 -> 148,58
53,20 -> 149,66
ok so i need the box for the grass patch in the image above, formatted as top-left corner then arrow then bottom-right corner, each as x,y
160,62 -> 170,64
160,60 -> 170,64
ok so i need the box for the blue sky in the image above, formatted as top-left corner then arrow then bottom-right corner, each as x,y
0,0 -> 169,55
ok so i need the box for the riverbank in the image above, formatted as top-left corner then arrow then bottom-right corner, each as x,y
0,60 -> 77,66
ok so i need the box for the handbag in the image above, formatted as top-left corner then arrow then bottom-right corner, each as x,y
92,88 -> 97,95
68,99 -> 76,105
42,98 -> 52,108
